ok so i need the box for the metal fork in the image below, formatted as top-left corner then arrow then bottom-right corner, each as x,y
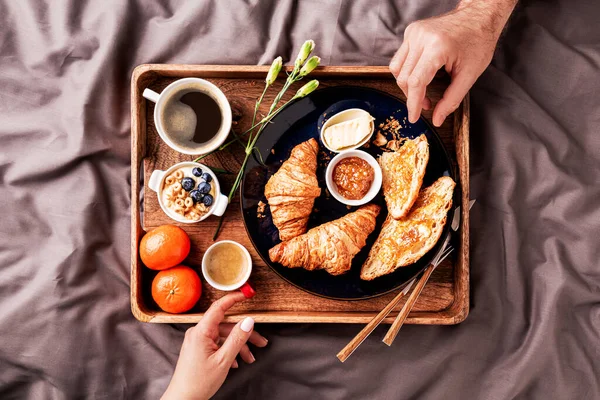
381,199 -> 474,345
381,241 -> 454,345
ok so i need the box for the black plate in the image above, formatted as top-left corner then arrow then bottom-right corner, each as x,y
241,86 -> 455,300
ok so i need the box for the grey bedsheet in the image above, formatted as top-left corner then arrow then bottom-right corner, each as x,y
0,0 -> 598,399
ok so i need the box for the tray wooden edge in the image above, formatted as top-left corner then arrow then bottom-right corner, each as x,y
449,92 -> 470,324
137,310 -> 465,325
130,64 -> 396,79
129,64 -> 470,325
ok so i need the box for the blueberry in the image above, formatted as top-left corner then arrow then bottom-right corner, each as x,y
189,189 -> 204,203
181,177 -> 195,191
202,194 -> 213,207
201,172 -> 212,182
192,167 -> 203,177
197,182 -> 211,194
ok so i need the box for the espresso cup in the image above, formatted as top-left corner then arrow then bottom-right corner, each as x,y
143,78 -> 232,155
148,161 -> 228,224
201,240 -> 256,299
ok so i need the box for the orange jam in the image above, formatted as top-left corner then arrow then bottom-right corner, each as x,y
332,157 -> 374,200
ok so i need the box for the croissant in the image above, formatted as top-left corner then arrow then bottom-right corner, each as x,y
265,138 -> 321,241
269,204 -> 380,275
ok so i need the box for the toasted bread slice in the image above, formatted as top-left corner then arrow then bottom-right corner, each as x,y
360,176 -> 455,281
379,134 -> 429,219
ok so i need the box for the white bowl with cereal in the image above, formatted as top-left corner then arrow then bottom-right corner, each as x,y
148,161 -> 228,223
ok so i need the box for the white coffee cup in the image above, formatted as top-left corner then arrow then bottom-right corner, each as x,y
148,161 -> 228,224
143,78 -> 232,155
201,240 -> 256,298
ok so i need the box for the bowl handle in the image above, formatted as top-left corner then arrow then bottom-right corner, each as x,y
148,170 -> 166,192
211,193 -> 229,217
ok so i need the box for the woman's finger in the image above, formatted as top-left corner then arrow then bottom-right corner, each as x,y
196,292 -> 246,340
219,324 -> 268,348
218,338 -> 255,365
238,344 -> 256,364
389,41 -> 409,77
216,317 -> 255,367
406,53 -> 444,123
248,332 -> 268,348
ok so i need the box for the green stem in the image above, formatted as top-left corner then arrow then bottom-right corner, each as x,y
230,129 -> 247,149
252,85 -> 269,128
211,167 -> 231,174
193,133 -> 246,162
245,73 -> 300,151
213,217 -> 224,241
212,156 -> 249,240
212,68 -> 306,240
192,125 -> 252,163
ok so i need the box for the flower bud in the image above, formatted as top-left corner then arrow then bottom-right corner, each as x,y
299,56 -> 320,77
295,80 -> 319,98
295,40 -> 315,67
266,56 -> 282,85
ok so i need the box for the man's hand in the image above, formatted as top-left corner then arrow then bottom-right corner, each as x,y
161,292 -> 268,400
390,0 -> 517,126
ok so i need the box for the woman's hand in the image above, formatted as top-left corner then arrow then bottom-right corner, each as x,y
390,0 -> 517,127
161,292 -> 268,400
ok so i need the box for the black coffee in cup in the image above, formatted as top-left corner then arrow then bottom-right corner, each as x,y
160,82 -> 223,150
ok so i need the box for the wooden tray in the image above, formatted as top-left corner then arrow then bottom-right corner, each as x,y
131,65 -> 470,324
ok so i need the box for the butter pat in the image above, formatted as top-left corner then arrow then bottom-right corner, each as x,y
323,113 -> 375,151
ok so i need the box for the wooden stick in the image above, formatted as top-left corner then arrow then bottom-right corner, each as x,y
382,264 -> 435,346
337,285 -> 412,362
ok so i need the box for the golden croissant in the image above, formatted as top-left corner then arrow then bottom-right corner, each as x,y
265,138 -> 321,241
269,204 -> 380,275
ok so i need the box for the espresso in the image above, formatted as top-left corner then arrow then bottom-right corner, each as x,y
160,83 -> 223,150
205,243 -> 248,286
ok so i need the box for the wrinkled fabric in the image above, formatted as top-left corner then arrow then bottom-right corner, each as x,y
0,0 -> 599,399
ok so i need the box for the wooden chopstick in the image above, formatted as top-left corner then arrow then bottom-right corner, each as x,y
337,282 -> 413,362
382,264 -> 435,346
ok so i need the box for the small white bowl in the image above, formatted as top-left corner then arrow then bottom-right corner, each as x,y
147,161 -> 228,224
325,150 -> 382,206
319,108 -> 375,153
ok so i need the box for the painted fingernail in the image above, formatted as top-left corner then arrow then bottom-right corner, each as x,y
240,317 -> 255,333
249,352 -> 256,363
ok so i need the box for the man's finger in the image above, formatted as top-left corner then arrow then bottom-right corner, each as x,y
422,97 -> 432,111
432,70 -> 474,127
389,41 -> 409,77
216,317 -> 255,367
197,292 -> 246,340
407,54 -> 443,123
219,324 -> 268,348
397,46 -> 423,99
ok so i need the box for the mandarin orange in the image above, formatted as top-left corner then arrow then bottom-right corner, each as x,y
152,265 -> 202,314
140,225 -> 191,270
